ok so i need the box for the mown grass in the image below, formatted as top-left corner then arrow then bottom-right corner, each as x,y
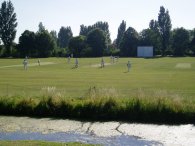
0,57 -> 195,123
0,141 -> 96,146
0,57 -> 195,98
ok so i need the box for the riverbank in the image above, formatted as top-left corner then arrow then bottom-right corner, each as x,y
0,116 -> 195,146
0,96 -> 195,124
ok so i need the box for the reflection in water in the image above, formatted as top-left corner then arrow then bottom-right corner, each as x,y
1,116 -> 194,146
0,131 -> 162,146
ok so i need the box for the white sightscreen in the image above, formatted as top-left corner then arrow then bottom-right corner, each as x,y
137,46 -> 153,57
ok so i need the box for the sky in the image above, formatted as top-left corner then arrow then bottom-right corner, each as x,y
1,0 -> 195,43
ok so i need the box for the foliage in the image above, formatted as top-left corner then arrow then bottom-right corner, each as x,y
190,29 -> 195,55
149,19 -> 159,32
80,21 -> 111,46
38,22 -> 46,32
50,30 -> 58,50
0,2 -> 195,58
18,23 -> 56,58
53,47 -> 68,57
18,30 -> 36,57
68,35 -> 87,57
116,20 -> 126,49
108,43 -> 120,56
139,28 -> 161,55
87,28 -> 106,57
58,26 -> 73,48
36,30 -> 56,57
158,6 -> 172,56
0,0 -> 17,57
119,27 -> 139,57
172,27 -> 190,56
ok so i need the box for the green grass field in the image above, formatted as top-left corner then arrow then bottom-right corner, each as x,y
0,57 -> 195,123
0,57 -> 195,98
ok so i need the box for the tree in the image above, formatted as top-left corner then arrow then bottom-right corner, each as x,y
87,28 -> 106,57
38,22 -> 45,32
158,6 -> 172,56
139,29 -> 156,46
79,25 -> 89,36
68,35 -> 87,57
58,26 -> 73,48
148,19 -> 162,54
116,20 -> 126,49
50,30 -> 58,43
36,30 -> 55,57
149,19 -> 159,32
18,30 -> 36,57
0,0 -> 17,56
94,21 -> 111,45
79,21 -> 111,46
139,29 -> 161,55
190,29 -> 195,55
119,27 -> 139,57
50,30 -> 57,51
172,28 -> 189,56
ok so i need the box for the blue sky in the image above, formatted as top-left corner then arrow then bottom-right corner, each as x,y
1,0 -> 195,42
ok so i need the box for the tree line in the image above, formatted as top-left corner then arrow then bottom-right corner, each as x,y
0,0 -> 195,58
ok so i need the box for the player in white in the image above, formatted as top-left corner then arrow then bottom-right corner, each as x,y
23,59 -> 28,70
67,56 -> 71,64
38,59 -> 40,66
101,57 -> 105,68
75,58 -> 78,68
127,60 -> 131,72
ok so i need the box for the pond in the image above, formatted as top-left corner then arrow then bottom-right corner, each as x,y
0,116 -> 194,146
0,131 -> 160,146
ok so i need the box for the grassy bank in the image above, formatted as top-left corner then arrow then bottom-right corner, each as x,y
0,94 -> 195,124
0,141 -> 95,146
0,57 -> 195,123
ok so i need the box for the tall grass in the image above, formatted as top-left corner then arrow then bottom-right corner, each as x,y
0,87 -> 194,124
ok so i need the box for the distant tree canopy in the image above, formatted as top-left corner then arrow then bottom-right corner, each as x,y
87,28 -> 106,57
0,0 -> 17,56
38,22 -> 45,32
58,26 -> 73,48
0,1 -> 195,58
139,29 -> 161,55
120,27 -> 139,57
190,29 -> 195,55
18,23 -> 55,58
116,20 -> 126,49
80,21 -> 111,46
68,35 -> 87,57
172,27 -> 190,56
18,30 -> 36,57
158,6 -> 172,56
36,30 -> 55,57
50,30 -> 58,43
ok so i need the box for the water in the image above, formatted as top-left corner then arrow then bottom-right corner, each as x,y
0,131 -> 161,146
0,116 -> 194,146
